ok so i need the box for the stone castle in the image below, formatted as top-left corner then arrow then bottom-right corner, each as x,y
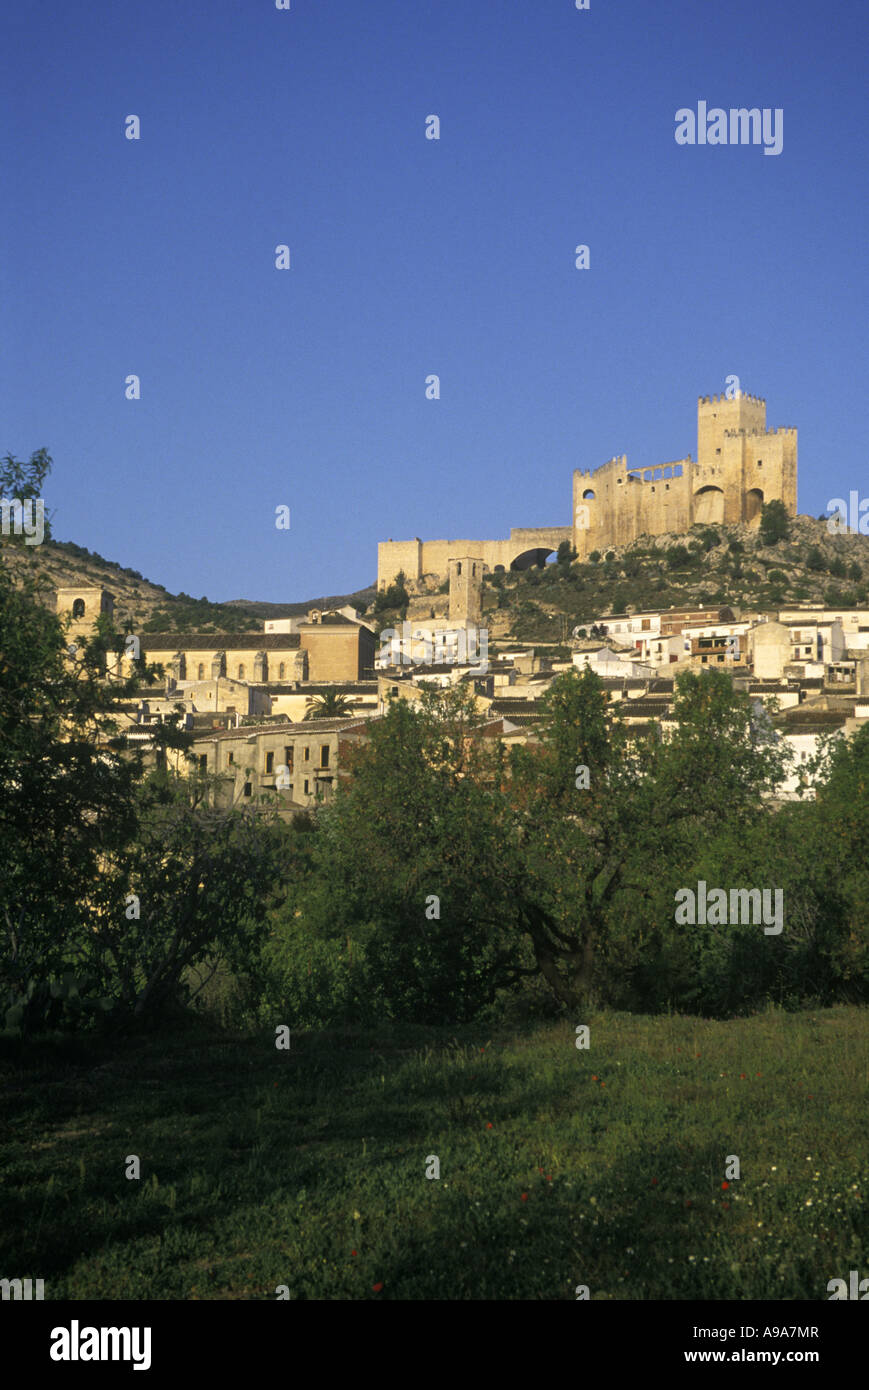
378,391 -> 798,589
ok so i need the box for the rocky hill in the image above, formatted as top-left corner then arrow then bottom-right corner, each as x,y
0,537 -> 376,635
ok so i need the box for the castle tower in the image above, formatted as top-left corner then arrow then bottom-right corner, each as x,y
697,391 -> 766,470
56,586 -> 114,638
448,557 -> 483,624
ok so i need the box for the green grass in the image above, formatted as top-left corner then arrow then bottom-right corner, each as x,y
1,1007 -> 866,1300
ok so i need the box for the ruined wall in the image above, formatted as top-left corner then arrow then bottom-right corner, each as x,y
573,455 -> 694,558
378,529 -> 571,589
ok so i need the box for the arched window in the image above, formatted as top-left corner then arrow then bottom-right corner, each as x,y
582,489 -> 595,501
72,599 -> 85,619
456,562 -> 462,575
238,664 -> 245,680
197,663 -> 205,680
278,663 -> 286,679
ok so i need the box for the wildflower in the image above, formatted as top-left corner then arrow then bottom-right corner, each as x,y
486,1122 -> 493,1130
651,1177 -> 659,1186
721,1181 -> 730,1190
521,1193 -> 528,1202
372,1282 -> 384,1292
351,1250 -> 357,1257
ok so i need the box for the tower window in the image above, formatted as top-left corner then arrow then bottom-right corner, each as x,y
265,751 -> 274,774
238,664 -> 245,680
72,599 -> 85,618
456,562 -> 462,575
198,663 -> 205,679
278,662 -> 286,679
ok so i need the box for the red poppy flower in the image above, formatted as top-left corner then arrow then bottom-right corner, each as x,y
651,1177 -> 658,1186
722,1201 -> 730,1210
591,1075 -> 598,1081
486,1122 -> 493,1129
721,1181 -> 729,1190
685,1200 -> 692,1207
351,1250 -> 357,1257
521,1193 -> 528,1202
372,1282 -> 384,1293
600,1081 -> 605,1087
740,1073 -> 746,1079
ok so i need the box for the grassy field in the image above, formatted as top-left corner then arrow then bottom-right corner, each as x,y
1,1006 -> 866,1300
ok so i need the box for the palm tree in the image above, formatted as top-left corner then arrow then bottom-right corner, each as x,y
303,690 -> 356,720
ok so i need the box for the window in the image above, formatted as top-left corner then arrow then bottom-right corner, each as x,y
456,562 -> 462,575
198,754 -> 207,772
72,598 -> 85,618
238,664 -> 245,680
304,746 -> 310,762
243,782 -> 252,797
304,779 -> 310,794
320,746 -> 330,768
265,751 -> 274,774
228,751 -> 235,765
278,663 -> 286,679
284,746 -> 293,770
757,459 -> 763,467
197,663 -> 205,679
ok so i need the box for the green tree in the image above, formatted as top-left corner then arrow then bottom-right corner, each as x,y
304,690 -> 357,719
759,499 -> 790,545
0,559 -> 144,1027
505,667 -> 788,1010
282,685 -> 519,1022
0,449 -> 53,543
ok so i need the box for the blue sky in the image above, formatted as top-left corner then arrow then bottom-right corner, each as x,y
3,0 -> 868,602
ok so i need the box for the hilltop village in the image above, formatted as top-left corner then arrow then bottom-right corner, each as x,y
47,390 -> 869,811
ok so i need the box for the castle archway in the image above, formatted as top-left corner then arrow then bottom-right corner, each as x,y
510,547 -> 555,571
693,485 -> 725,525
745,488 -> 764,526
